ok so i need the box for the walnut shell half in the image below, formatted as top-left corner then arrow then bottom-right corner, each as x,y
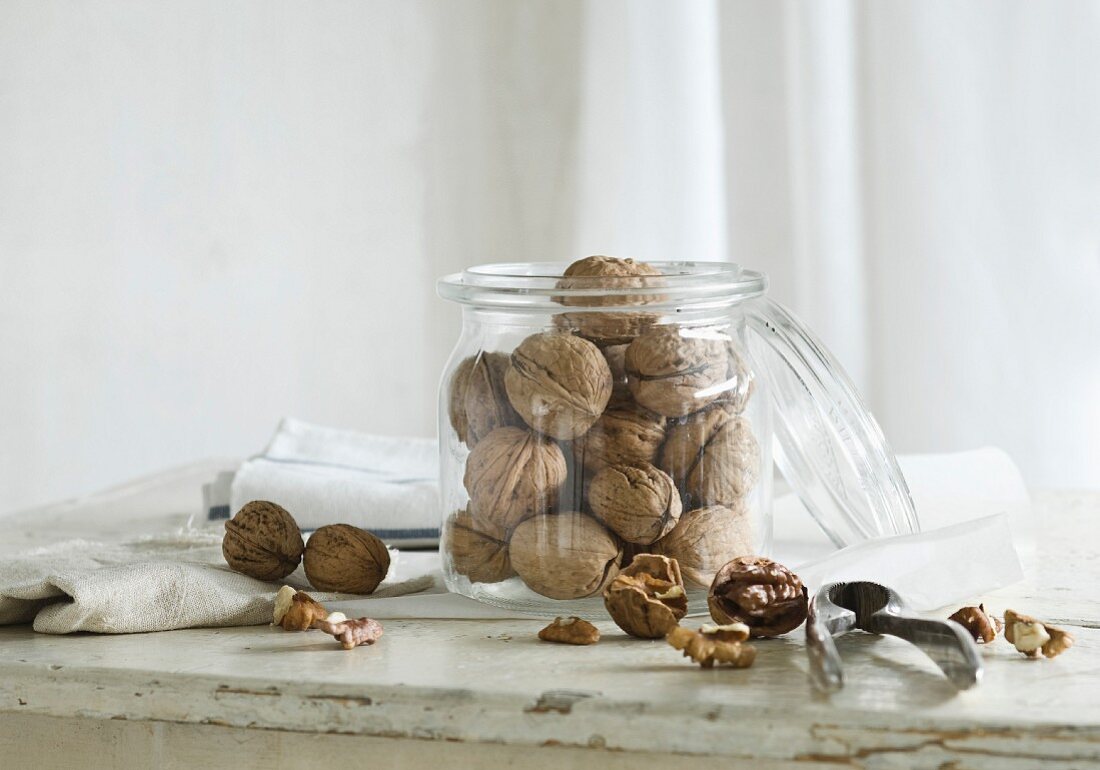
444,508 -> 514,584
504,332 -> 613,440
509,512 -> 622,600
707,556 -> 807,637
651,504 -> 754,589
222,500 -> 304,581
303,524 -> 390,594
588,462 -> 682,545
464,426 -> 568,530
603,554 -> 687,638
660,407 -> 760,509
625,326 -> 734,417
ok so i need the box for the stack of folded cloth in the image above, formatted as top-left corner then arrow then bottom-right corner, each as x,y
202,418 -> 440,547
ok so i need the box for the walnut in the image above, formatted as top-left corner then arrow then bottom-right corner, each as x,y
303,524 -> 390,594
572,399 -> 666,475
272,587 -> 346,631
449,351 -> 522,448
707,556 -> 808,637
625,326 -> 740,417
504,331 -> 613,440
603,554 -> 687,638
1004,609 -> 1074,659
588,462 -> 682,545
444,508 -> 514,584
660,407 -> 760,509
666,623 -> 756,668
463,426 -> 568,530
222,500 -> 305,581
447,355 -> 476,445
602,344 -> 631,401
315,616 -> 384,650
509,512 -> 622,600
538,616 -> 601,645
948,604 -> 1002,644
553,256 -> 665,346
651,504 -> 754,588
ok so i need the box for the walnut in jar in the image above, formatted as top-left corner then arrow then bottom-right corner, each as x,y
660,407 -> 760,509
707,556 -> 808,637
572,398 -> 666,475
509,512 -> 622,600
588,462 -> 682,545
449,351 -> 523,448
444,508 -> 514,584
463,426 -> 568,530
651,503 -> 754,589
553,256 -> 665,346
504,331 -> 613,440
624,326 -> 735,418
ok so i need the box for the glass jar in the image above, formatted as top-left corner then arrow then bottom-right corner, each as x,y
437,259 -> 916,617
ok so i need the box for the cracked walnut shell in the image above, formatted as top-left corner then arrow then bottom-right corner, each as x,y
448,351 -> 522,448
625,326 -> 737,418
504,332 -> 613,440
553,256 -> 665,346
660,407 -> 760,509
651,504 -> 754,589
708,556 -> 808,637
222,500 -> 305,581
588,462 -> 682,545
572,398 -> 666,475
509,512 -> 622,600
604,554 -> 687,638
463,426 -> 568,530
444,508 -> 514,584
303,524 -> 390,595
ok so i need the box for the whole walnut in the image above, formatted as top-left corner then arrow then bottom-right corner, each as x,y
603,554 -> 688,638
444,508 -> 514,584
303,524 -> 390,594
553,256 -> 665,346
509,512 -> 622,600
448,351 -> 522,448
222,501 -> 304,581
708,556 -> 808,637
588,462 -> 682,545
660,407 -> 760,509
464,426 -> 568,530
572,399 -> 666,475
651,504 -> 754,589
602,343 -> 631,401
504,332 -> 613,440
625,326 -> 740,418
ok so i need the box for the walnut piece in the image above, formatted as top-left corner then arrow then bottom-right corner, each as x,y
222,500 -> 305,581
707,556 -> 808,637
538,616 -> 601,645
625,326 -> 734,418
573,399 -> 666,475
1004,609 -> 1074,659
315,616 -> 385,650
463,426 -> 568,530
948,604 -> 1002,644
651,504 -> 754,588
274,587 -> 329,630
504,332 -> 613,440
444,508 -> 514,584
553,256 -> 664,346
666,624 -> 756,668
509,512 -> 622,600
604,554 -> 687,638
588,462 -> 682,545
660,407 -> 760,509
303,524 -> 390,594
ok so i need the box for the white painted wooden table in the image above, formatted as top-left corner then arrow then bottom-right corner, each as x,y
1,483 -> 1098,769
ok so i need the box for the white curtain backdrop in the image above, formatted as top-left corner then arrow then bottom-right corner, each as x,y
2,0 -> 1098,512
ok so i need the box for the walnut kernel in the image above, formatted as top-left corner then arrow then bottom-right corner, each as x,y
538,616 -> 601,645
1004,609 -> 1074,659
666,624 -> 756,668
948,604 -> 1002,644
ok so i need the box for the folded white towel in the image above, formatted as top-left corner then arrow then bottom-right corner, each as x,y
205,419 -> 440,547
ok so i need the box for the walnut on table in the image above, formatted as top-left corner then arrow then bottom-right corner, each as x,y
538,616 -> 600,645
273,586 -> 347,631
315,617 -> 385,650
303,524 -> 390,595
603,554 -> 687,638
1004,609 -> 1074,658
707,556 -> 808,638
222,500 -> 304,582
666,623 -> 756,668
948,604 -> 1002,644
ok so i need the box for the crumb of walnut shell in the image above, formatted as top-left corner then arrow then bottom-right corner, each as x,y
538,616 -> 601,645
603,554 -> 687,638
948,604 -> 1002,644
666,624 -> 755,669
707,555 -> 808,638
1004,609 -> 1074,659
314,617 -> 384,650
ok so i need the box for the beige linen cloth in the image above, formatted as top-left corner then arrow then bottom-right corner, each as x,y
0,531 -> 434,634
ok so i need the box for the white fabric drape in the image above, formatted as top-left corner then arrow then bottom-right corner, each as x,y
2,0 -> 1098,512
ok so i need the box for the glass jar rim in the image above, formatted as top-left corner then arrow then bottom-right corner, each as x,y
437,260 -> 768,310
